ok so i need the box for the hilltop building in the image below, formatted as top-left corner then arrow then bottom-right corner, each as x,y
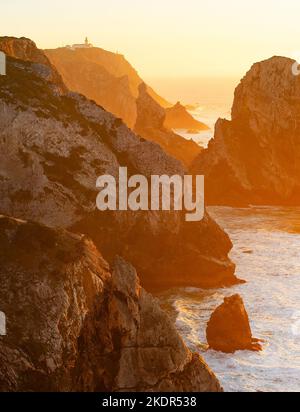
66,37 -> 93,50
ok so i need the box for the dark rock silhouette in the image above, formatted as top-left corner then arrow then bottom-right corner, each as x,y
206,294 -> 262,353
192,56 -> 300,206
164,101 -> 209,131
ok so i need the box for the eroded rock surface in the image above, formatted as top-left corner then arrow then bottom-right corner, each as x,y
0,215 -> 222,392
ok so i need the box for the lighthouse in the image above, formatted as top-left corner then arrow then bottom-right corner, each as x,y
66,38 -> 93,50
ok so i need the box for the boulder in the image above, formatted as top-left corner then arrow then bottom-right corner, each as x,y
206,294 -> 262,353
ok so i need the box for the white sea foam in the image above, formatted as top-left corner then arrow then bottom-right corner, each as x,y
159,206 -> 300,392
174,103 -> 231,148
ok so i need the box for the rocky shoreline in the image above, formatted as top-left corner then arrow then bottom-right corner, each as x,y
0,36 -> 236,392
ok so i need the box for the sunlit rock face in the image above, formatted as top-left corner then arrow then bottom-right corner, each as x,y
45,47 -> 137,129
192,56 -> 300,206
135,83 -> 203,168
0,37 -> 237,290
0,216 -> 222,392
0,37 -> 67,95
44,46 -> 170,129
45,47 -> 203,167
164,101 -> 209,131
206,294 -> 262,353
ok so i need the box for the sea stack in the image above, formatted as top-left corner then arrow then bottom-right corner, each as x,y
164,101 -> 209,131
206,294 -> 262,353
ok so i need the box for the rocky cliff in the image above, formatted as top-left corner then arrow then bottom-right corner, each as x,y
192,56 -> 300,205
0,37 -> 237,290
0,37 -> 67,95
45,47 -> 205,166
0,215 -> 222,392
164,101 -> 209,131
45,47 -> 138,128
135,84 -> 203,167
45,47 -> 170,129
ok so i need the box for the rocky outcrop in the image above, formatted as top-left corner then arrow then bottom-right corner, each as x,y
0,36 -> 50,65
0,37 -> 67,95
192,56 -> 300,206
0,37 -> 238,290
45,47 -> 170,129
206,295 -> 262,353
0,215 -> 222,392
164,101 -> 209,131
135,84 -> 203,167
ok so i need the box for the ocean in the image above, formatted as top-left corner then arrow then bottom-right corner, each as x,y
158,206 -> 300,392
175,102 -> 231,148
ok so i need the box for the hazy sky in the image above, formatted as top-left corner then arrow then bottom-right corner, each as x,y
1,0 -> 300,80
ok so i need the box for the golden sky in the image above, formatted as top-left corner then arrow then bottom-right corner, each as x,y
1,0 -> 300,80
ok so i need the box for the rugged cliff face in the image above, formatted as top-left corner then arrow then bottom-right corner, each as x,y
0,215 -> 222,392
45,47 -> 170,129
0,37 -> 237,290
135,84 -> 203,168
164,101 -> 209,131
192,56 -> 300,205
44,47 -> 205,165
